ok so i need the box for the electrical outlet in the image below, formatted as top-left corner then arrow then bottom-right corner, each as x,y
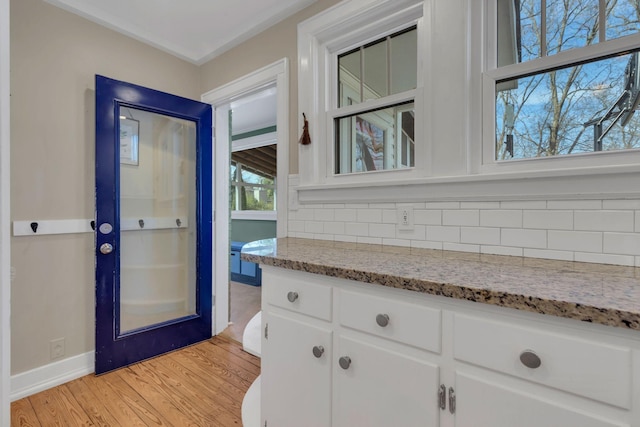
50,338 -> 65,360
397,205 -> 414,231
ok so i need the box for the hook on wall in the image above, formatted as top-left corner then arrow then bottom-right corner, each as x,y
176,218 -> 182,227
30,222 -> 38,233
90,220 -> 96,231
138,219 -> 145,229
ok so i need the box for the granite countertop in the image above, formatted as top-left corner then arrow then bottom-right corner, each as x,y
241,238 -> 640,331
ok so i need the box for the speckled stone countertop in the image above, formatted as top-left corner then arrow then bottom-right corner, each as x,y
241,238 -> 640,331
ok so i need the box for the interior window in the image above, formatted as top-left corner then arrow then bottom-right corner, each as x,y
335,27 -> 417,174
493,0 -> 640,160
230,145 -> 276,211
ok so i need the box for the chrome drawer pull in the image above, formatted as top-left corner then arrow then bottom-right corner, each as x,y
339,356 -> 351,370
287,291 -> 299,302
376,313 -> 390,327
312,346 -> 325,358
520,350 -> 542,369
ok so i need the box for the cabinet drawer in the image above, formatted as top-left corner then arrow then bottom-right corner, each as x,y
453,314 -> 632,409
263,269 -> 332,321
338,289 -> 441,353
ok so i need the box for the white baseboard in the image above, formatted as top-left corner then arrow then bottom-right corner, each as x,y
10,351 -> 94,401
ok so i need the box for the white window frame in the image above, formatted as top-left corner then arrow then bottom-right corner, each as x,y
480,0 -> 640,175
298,0 -> 427,190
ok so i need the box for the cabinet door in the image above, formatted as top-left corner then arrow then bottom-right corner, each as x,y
334,335 -> 440,427
261,312 -> 332,427
454,372 -> 628,427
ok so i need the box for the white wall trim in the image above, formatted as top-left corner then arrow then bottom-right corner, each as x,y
231,211 -> 277,221
201,57 -> 290,335
1,0 -> 10,422
10,351 -> 93,402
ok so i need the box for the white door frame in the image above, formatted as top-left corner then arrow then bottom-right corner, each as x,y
0,0 -> 11,423
201,58 -> 289,335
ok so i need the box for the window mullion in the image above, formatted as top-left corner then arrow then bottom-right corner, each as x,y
599,0 -> 606,42
540,0 -> 547,57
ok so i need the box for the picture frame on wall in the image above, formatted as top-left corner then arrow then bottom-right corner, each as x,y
120,117 -> 139,165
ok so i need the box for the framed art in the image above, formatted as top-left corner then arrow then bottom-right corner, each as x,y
120,117 -> 139,165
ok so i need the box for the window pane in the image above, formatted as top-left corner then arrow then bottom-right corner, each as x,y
607,0 -> 640,41
364,39 -> 389,100
497,0 -> 525,66
335,103 -> 415,174
238,184 -> 275,211
495,51 -> 640,160
546,0 -> 599,55
339,49 -> 362,107
390,29 -> 417,93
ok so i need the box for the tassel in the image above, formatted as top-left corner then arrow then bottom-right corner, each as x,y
299,113 -> 311,145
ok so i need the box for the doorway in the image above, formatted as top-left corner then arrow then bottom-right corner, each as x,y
201,59 -> 289,338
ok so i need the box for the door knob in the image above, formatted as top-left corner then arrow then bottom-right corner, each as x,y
312,345 -> 325,358
99,243 -> 114,254
519,350 -> 542,369
339,356 -> 351,370
376,313 -> 390,327
287,291 -> 299,302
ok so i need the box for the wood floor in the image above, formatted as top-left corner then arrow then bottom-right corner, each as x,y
10,335 -> 260,426
221,281 -> 262,344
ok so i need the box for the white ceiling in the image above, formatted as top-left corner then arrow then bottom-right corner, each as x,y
44,0 -> 317,65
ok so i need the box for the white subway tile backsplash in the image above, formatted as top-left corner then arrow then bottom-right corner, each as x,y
291,195 -> 640,267
523,248 -> 574,261
480,245 -> 523,257
603,233 -> 640,256
547,200 -> 602,210
305,221 -> 324,234
603,200 -> 640,209
314,208 -> 335,221
425,202 -> 460,209
397,225 -> 427,241
335,235 -> 357,243
357,236 -> 382,245
382,238 -> 411,247
335,209 -> 357,222
414,209 -> 442,225
382,209 -> 397,224
461,227 -> 500,245
574,252 -> 635,266
369,223 -> 397,239
324,222 -> 345,235
296,208 -> 315,221
357,208 -> 382,223
461,201 -> 501,209
289,220 -> 305,233
411,240 -> 443,250
574,210 -> 634,232
500,200 -> 547,209
548,230 -> 602,253
523,210 -> 573,230
443,242 -> 480,253
345,222 -> 369,236
480,210 -> 522,228
443,210 -> 479,226
501,229 -> 547,249
427,226 -> 460,242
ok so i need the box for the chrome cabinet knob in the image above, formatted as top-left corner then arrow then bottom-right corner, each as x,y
339,356 -> 351,370
99,243 -> 113,254
520,350 -> 542,369
312,346 -> 325,358
376,313 -> 390,327
287,291 -> 299,302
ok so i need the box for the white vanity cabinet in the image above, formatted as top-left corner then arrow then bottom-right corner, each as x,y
260,265 -> 640,427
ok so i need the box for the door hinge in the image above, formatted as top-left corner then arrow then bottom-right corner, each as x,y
438,384 -> 446,410
264,323 -> 268,339
264,421 -> 267,427
212,295 -> 215,306
448,387 -> 456,414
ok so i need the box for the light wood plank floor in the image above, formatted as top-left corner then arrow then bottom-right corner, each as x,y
220,281 -> 262,344
11,335 -> 260,426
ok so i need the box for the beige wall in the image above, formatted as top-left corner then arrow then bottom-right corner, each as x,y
10,0 -> 200,374
200,0 -> 342,175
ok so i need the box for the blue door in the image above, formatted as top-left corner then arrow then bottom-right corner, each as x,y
95,75 -> 212,374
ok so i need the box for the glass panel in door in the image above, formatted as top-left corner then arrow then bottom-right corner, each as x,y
118,107 -> 197,333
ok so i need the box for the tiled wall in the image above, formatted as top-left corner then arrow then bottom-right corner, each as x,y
288,198 -> 640,267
